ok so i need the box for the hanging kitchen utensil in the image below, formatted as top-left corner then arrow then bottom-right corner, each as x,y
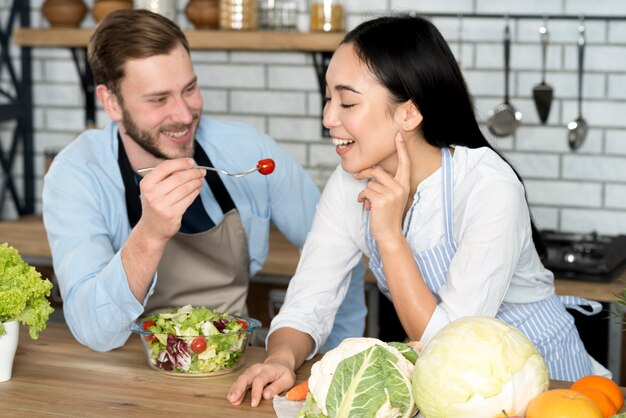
488,18 -> 522,137
567,18 -> 588,151
533,19 -> 553,123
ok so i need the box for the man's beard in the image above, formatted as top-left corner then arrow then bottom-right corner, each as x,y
121,105 -> 199,160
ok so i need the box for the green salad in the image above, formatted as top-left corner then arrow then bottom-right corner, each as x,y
140,305 -> 251,374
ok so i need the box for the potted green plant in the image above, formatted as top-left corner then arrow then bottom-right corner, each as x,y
0,242 -> 54,382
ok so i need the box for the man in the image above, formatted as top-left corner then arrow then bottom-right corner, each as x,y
42,9 -> 365,352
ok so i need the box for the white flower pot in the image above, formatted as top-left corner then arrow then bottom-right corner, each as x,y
0,321 -> 19,382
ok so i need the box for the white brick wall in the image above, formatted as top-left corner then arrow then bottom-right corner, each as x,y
2,0 -> 626,235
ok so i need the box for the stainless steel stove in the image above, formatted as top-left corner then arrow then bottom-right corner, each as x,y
540,230 -> 626,282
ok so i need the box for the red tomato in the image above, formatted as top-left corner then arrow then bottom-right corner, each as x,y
191,337 -> 207,353
257,159 -> 275,175
142,321 -> 158,343
236,320 -> 248,330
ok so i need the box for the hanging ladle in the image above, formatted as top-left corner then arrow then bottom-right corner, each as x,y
488,18 -> 522,137
567,18 -> 588,151
532,19 -> 553,123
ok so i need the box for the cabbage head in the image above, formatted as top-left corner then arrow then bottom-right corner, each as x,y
298,338 -> 418,418
412,316 -> 549,418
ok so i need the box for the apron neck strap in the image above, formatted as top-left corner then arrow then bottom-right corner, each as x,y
117,134 -> 237,228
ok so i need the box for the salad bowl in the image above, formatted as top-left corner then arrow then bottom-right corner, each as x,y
131,305 -> 261,377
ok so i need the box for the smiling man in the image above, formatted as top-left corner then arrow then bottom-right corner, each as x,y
42,9 -> 366,352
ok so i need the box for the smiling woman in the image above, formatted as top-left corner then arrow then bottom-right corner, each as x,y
227,14 -> 609,408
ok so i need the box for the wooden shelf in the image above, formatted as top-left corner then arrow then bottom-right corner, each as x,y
13,28 -> 345,51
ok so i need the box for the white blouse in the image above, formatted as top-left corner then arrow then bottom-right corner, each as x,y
268,146 -> 555,356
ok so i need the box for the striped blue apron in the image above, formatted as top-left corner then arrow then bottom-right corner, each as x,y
365,147 -> 602,381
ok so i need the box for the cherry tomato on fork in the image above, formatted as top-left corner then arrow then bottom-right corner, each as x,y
257,159 -> 275,175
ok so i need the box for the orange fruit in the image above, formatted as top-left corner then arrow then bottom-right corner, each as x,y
571,375 -> 625,411
575,387 -> 618,418
526,389 -> 603,418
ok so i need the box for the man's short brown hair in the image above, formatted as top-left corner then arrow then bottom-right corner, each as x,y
88,9 -> 190,97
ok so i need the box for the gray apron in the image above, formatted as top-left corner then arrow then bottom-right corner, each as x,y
118,137 -> 250,317
144,209 -> 250,316
365,147 -> 600,381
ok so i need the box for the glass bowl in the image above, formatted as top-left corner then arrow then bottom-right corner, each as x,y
131,306 -> 261,377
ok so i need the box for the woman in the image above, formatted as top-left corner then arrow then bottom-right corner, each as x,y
228,14 -> 605,407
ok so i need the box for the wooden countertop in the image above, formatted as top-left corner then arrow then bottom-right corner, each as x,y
1,215 -> 625,303
13,28 -> 344,51
4,323 -> 626,416
3,323 -> 307,417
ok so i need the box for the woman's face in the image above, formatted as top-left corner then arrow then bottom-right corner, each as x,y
323,43 -> 404,174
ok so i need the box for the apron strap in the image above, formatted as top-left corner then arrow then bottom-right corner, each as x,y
194,141 -> 236,214
559,295 -> 604,316
118,135 -> 142,228
441,147 -> 455,245
117,135 -> 237,228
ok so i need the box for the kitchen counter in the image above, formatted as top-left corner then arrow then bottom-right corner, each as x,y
3,323 -> 626,416
2,323 -> 304,417
1,215 -> 624,302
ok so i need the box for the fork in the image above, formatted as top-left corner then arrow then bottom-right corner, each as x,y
136,165 -> 259,177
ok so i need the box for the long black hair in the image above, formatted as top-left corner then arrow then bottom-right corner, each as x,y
342,15 -> 547,259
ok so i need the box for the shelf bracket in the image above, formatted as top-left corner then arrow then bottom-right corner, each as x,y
0,0 -> 33,218
312,51 -> 332,138
70,47 -> 96,128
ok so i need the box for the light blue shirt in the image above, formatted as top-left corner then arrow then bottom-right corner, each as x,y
43,117 -> 366,352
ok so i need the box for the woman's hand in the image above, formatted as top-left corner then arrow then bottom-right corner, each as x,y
354,133 -> 411,247
227,359 -> 296,407
227,328 -> 313,407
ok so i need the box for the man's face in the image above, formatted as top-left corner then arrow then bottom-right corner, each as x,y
115,43 -> 203,161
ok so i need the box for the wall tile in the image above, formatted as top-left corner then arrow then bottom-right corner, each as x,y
606,184 -> 626,209
525,180 -> 602,207
561,209 -> 626,234
606,130 -> 626,155
268,66 -> 318,90
529,206 -> 559,230
563,155 -> 626,182
269,117 -> 326,141
195,63 -> 265,88
505,152 -> 560,179
230,91 -> 306,115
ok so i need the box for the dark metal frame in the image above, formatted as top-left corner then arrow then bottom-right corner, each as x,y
0,0 -> 32,218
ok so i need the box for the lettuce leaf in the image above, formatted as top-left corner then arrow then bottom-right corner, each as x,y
0,243 -> 54,339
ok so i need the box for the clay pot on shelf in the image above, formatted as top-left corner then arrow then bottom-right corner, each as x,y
41,0 -> 87,28
92,0 -> 133,23
185,0 -> 219,29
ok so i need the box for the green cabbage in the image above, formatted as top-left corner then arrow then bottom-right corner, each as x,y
298,338 -> 418,418
412,316 -> 549,418
0,243 -> 54,339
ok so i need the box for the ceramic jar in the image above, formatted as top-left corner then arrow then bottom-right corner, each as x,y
92,0 -> 133,23
185,0 -> 219,29
0,321 -> 19,382
41,0 -> 87,28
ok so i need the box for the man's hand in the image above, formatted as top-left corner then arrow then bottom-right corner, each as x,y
137,158 -> 206,241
